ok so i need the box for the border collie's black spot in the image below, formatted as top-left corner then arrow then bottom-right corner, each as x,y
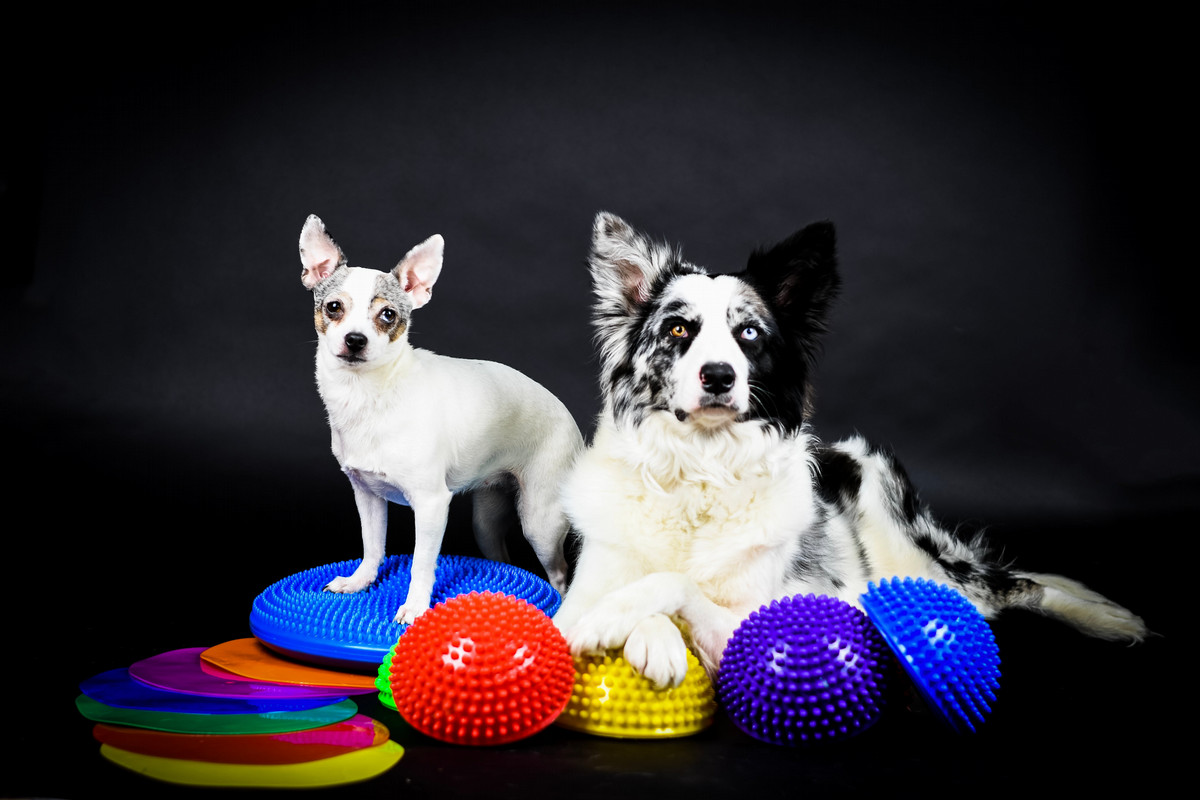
813,447 -> 863,508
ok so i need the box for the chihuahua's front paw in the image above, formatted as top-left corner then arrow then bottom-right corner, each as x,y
324,572 -> 374,594
623,614 -> 689,689
393,603 -> 430,626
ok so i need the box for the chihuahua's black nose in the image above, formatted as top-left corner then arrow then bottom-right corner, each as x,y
699,362 -> 736,394
344,332 -> 368,353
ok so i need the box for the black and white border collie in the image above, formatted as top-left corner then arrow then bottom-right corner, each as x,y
552,212 -> 1147,688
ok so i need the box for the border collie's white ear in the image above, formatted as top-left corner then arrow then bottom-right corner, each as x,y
393,234 -> 444,309
299,215 -> 346,290
590,211 -> 661,312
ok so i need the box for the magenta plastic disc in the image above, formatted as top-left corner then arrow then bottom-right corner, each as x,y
92,714 -> 389,763
129,648 -> 370,699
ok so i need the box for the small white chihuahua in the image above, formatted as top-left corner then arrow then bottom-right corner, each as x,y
298,215 -> 583,623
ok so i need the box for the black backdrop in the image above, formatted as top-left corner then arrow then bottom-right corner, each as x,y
6,2 -> 1189,797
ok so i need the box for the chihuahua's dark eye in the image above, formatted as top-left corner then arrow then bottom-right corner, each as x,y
379,308 -> 397,325
325,300 -> 343,316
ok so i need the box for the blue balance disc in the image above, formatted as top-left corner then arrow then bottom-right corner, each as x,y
860,577 -> 1000,733
250,555 -> 561,670
717,594 -> 890,745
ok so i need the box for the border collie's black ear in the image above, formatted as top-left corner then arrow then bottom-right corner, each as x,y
744,221 -> 840,337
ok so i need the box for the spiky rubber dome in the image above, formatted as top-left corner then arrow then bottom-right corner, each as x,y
717,594 -> 890,745
387,592 -> 574,746
556,648 -> 716,738
860,577 -> 1000,733
250,555 -> 561,669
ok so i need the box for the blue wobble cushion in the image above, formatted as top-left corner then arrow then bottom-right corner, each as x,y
250,555 -> 561,670
860,577 -> 1001,733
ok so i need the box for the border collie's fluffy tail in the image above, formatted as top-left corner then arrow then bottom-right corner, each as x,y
823,436 -> 1149,644
1010,570 -> 1148,642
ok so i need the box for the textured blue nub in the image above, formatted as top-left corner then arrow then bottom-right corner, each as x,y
860,577 -> 1000,734
250,555 -> 561,669
716,594 -> 890,746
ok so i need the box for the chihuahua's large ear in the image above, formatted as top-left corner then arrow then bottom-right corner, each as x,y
393,234 -> 444,309
299,215 -> 347,290
743,221 -> 840,342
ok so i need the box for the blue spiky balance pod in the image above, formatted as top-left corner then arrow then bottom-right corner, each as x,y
250,555 -> 561,671
716,594 -> 891,745
860,577 -> 1000,733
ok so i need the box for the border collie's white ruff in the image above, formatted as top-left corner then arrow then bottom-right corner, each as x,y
299,215 -> 582,623
554,212 -> 1147,688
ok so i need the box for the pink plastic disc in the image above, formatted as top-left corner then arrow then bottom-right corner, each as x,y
129,648 -> 370,699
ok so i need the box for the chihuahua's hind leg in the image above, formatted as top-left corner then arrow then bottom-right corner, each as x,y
325,477 -> 387,594
516,477 -> 570,594
471,485 -> 514,564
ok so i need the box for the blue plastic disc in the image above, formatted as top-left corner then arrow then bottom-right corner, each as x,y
249,555 -> 561,670
860,577 -> 1001,733
79,669 -> 345,714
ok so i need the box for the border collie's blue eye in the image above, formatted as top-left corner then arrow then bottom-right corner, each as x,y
741,326 -> 759,341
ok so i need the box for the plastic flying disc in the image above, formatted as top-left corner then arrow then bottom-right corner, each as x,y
130,647 -> 356,699
79,669 -> 344,714
250,554 -> 561,669
860,577 -> 1001,734
99,740 -> 404,788
556,648 -> 717,738
92,714 -> 388,763
75,694 -> 358,735
201,638 -> 376,690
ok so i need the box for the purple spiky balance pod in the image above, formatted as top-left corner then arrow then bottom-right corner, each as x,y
716,594 -> 890,745
250,555 -> 561,671
860,577 -> 1000,733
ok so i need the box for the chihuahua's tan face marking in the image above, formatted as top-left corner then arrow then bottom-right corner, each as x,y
371,273 -> 412,342
371,296 -> 408,341
315,293 -> 350,336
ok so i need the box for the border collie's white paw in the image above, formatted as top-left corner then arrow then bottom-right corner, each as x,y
566,604 -> 644,656
623,614 -> 689,688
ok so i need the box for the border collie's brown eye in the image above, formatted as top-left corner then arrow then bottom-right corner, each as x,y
669,324 -> 688,339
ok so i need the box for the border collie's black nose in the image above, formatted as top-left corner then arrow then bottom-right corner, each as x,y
700,362 -> 736,394
344,332 -> 368,353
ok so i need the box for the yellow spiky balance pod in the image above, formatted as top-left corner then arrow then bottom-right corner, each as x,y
555,648 -> 716,738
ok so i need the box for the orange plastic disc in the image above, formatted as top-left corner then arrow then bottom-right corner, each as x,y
200,639 -> 375,690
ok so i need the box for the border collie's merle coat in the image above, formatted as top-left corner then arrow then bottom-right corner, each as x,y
553,212 -> 1146,688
